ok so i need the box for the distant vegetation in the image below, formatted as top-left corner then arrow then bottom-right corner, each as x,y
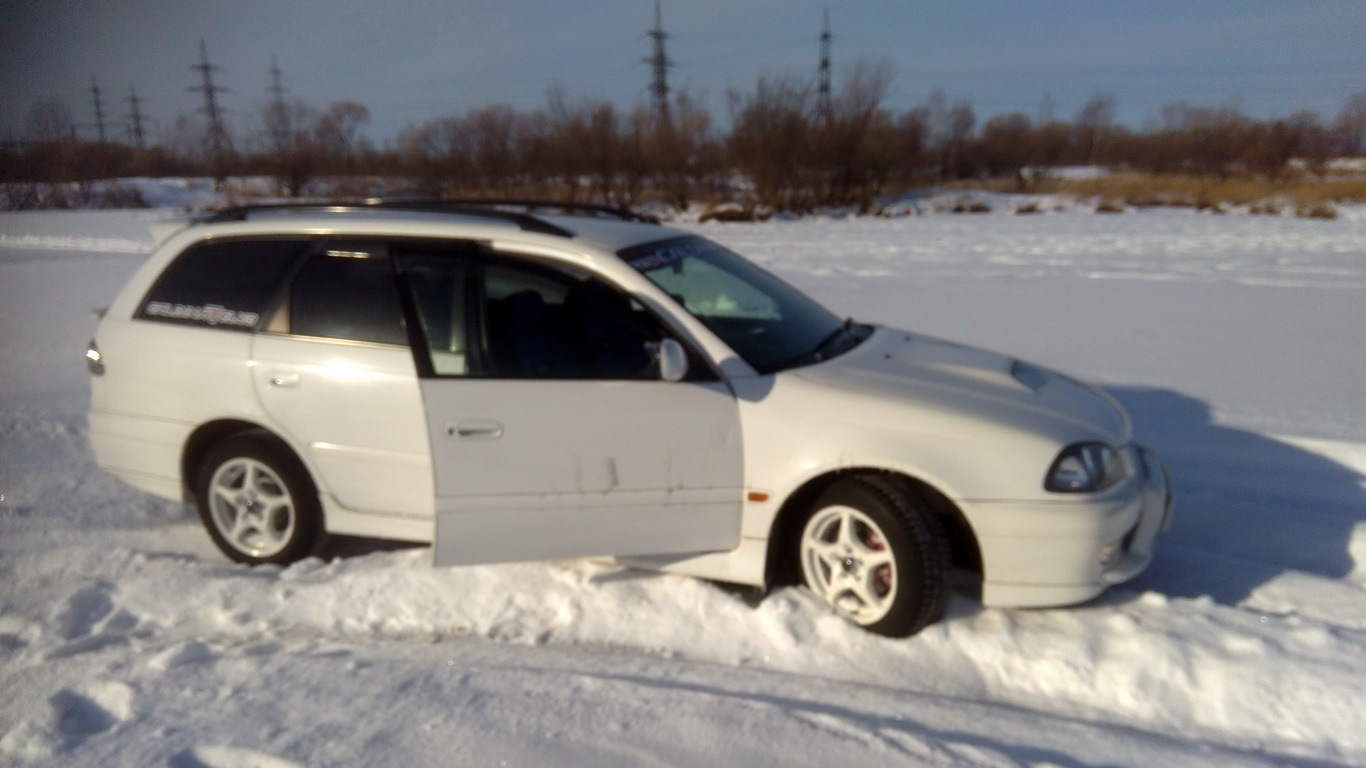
4,65 -> 1366,216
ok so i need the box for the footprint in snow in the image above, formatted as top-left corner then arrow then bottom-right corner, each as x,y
45,583 -> 145,658
49,582 -> 116,640
51,682 -> 133,745
170,745 -> 306,768
0,680 -> 134,758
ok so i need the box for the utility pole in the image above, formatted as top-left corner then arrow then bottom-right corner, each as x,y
645,0 -> 673,121
190,40 -> 232,178
125,83 -> 147,148
817,9 -> 833,121
90,76 -> 108,142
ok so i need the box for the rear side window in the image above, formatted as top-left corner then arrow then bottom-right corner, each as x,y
138,239 -> 305,331
288,247 -> 407,345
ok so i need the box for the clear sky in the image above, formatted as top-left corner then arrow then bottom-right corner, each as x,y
2,0 -> 1363,146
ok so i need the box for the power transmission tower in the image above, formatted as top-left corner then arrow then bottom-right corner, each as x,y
90,76 -> 108,142
266,55 -> 291,149
125,84 -> 147,147
817,9 -> 833,120
190,40 -> 232,178
269,55 -> 287,104
644,0 -> 673,120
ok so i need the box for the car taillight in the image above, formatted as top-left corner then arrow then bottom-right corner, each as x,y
85,339 -> 105,375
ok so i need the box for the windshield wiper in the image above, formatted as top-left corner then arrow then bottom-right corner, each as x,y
811,317 -> 858,362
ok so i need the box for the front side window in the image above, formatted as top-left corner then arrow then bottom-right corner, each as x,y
620,236 -> 859,373
401,249 -> 667,380
138,238 -> 306,331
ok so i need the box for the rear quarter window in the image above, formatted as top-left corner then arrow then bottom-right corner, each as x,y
137,239 -> 306,331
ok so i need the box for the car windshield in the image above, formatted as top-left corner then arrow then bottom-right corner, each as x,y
619,235 -> 866,373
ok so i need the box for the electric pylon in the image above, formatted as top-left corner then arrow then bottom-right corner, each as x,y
125,84 -> 147,147
190,40 -> 232,178
645,1 -> 673,121
90,76 -> 108,142
817,9 -> 833,121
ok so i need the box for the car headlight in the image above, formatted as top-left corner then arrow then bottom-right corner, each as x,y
1045,442 -> 1131,493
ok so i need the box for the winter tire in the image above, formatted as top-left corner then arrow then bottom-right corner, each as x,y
195,432 -> 324,565
798,476 -> 950,637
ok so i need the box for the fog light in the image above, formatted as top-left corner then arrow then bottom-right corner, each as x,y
1098,540 -> 1121,566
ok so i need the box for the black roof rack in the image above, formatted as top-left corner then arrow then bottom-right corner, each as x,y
423,198 -> 659,224
201,198 -> 658,237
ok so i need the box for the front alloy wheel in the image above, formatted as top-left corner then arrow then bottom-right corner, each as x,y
801,504 -> 899,625
798,476 -> 950,636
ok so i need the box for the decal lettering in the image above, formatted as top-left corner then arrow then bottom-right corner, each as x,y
145,302 -> 260,327
625,241 -> 709,271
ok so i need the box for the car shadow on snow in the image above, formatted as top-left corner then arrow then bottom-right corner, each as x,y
1103,386 -> 1366,607
318,535 -> 425,560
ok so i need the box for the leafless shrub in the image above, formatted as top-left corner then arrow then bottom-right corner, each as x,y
1298,203 -> 1338,220
699,203 -> 770,222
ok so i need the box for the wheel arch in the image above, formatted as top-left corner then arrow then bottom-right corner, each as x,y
181,419 -> 304,500
765,468 -> 983,595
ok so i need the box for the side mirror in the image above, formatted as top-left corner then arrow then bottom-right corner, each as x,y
655,338 -> 688,382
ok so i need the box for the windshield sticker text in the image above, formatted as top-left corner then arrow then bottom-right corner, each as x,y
625,241 -> 710,271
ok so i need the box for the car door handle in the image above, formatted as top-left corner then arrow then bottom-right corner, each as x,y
449,420 -> 503,439
269,372 -> 301,388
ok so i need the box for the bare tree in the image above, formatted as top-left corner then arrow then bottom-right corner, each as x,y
944,100 -> 977,180
727,74 -> 813,208
27,100 -> 74,142
1075,92 -> 1116,165
261,98 -> 319,195
315,100 -> 371,171
818,59 -> 895,205
465,104 -> 518,192
977,113 -> 1033,188
1334,92 -> 1366,156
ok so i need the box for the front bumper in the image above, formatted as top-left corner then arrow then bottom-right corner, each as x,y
1100,447 -> 1173,584
973,445 -> 1174,608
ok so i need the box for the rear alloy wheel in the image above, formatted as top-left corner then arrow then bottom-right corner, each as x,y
196,433 -> 323,565
798,476 -> 950,636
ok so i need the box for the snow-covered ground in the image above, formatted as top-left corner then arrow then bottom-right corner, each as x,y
2,200 -> 1365,767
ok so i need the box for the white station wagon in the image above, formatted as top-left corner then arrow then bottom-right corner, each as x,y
87,200 -> 1172,636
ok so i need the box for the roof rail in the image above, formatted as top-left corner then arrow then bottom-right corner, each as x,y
416,198 -> 660,224
200,198 -> 659,236
201,201 -> 573,237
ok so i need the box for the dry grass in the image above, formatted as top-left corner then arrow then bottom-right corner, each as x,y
955,171 -> 1366,220
1032,173 -> 1366,210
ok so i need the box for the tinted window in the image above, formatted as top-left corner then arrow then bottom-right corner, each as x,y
402,253 -> 666,380
289,248 -> 407,345
138,238 -> 305,330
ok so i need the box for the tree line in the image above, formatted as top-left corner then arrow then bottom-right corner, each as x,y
5,64 -> 1366,211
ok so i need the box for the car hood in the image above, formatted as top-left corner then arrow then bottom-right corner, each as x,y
790,326 -> 1131,444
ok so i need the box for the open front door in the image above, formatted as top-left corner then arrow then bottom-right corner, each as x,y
425,378 -> 742,565
396,242 -> 743,567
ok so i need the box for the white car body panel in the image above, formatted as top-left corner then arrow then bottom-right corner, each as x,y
88,319 -> 261,498
250,334 -> 433,519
